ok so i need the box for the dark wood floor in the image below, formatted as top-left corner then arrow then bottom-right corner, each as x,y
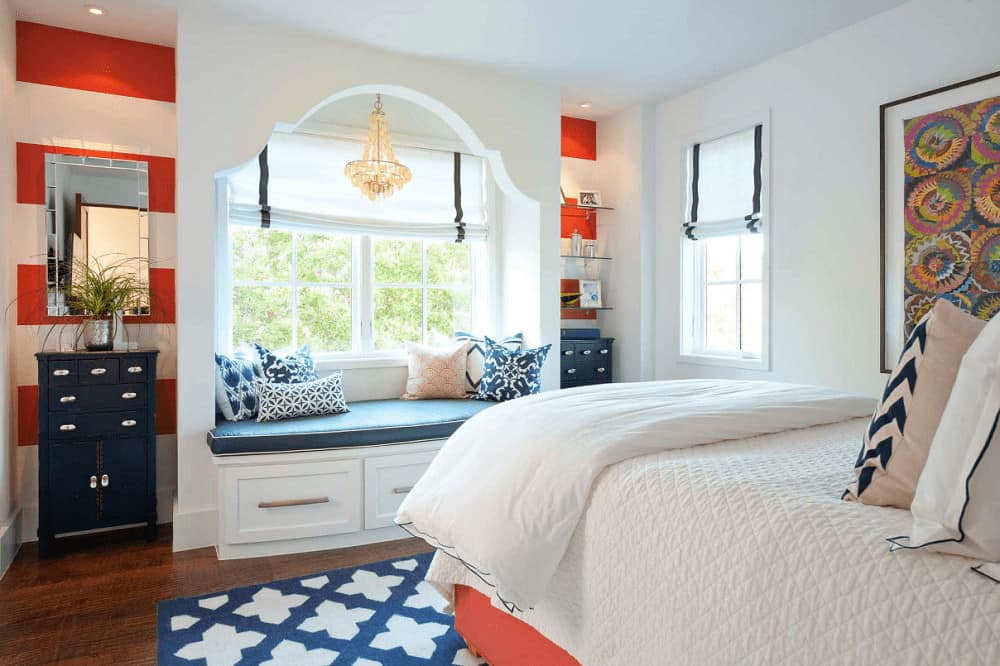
0,526 -> 432,665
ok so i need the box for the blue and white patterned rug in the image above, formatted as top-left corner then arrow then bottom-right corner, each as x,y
157,552 -> 483,666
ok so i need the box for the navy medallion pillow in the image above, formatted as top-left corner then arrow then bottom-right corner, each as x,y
256,372 -> 349,422
476,336 -> 551,402
454,331 -> 523,396
214,352 -> 260,422
253,344 -> 319,384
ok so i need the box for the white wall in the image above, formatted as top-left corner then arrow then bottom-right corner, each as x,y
0,0 -> 18,576
655,0 -> 1000,396
174,7 -> 560,550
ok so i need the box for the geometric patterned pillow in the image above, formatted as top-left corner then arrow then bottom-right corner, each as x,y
253,343 -> 319,384
214,352 -> 260,422
475,337 -> 551,402
454,331 -> 523,395
256,372 -> 349,422
843,299 -> 985,508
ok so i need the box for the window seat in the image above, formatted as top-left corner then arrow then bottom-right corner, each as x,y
208,398 -> 495,456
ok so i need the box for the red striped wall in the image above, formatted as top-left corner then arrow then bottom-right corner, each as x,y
16,22 -> 175,102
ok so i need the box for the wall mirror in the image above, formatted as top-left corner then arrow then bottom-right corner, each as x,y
45,153 -> 150,317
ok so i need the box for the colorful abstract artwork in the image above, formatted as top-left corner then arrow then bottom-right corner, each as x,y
903,95 -> 1000,335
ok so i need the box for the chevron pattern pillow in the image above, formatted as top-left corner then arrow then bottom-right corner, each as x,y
454,331 -> 523,395
256,372 -> 349,422
844,299 -> 985,508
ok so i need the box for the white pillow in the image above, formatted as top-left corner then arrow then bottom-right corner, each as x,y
900,312 -> 1000,561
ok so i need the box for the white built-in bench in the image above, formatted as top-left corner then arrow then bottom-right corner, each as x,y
208,399 -> 494,559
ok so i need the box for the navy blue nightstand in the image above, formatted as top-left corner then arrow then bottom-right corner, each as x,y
560,337 -> 614,388
36,349 -> 159,557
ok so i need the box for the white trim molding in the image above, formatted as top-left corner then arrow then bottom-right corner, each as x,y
0,508 -> 22,580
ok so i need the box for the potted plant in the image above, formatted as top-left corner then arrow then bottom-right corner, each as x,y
66,257 -> 148,351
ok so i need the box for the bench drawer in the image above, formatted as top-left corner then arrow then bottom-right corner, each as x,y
223,459 -> 362,544
364,451 -> 436,529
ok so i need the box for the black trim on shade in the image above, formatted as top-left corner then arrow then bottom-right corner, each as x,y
689,142 -> 700,225
258,145 -> 271,229
453,152 -> 465,243
751,123 -> 763,219
686,124 -> 763,240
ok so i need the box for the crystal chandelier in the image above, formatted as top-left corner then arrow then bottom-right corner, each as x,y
344,94 -> 412,201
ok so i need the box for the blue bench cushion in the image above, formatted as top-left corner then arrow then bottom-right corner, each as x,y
207,398 -> 496,455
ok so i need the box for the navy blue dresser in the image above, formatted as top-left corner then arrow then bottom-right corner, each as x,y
560,337 -> 614,388
36,350 -> 159,557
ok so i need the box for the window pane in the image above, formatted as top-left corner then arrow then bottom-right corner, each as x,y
426,242 -> 472,285
705,283 -> 739,351
741,282 -> 762,355
426,288 -> 472,346
374,239 -> 422,283
231,227 -> 292,282
374,287 -> 422,350
232,286 -> 292,349
741,233 -> 763,281
704,235 -> 739,282
297,232 -> 352,283
297,287 -> 352,353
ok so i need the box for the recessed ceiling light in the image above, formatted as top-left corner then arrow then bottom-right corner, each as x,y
579,102 -> 592,109
87,6 -> 105,16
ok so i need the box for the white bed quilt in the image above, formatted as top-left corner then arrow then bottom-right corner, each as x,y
426,417 -> 1000,665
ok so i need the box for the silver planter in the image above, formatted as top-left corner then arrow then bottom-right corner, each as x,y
82,318 -> 114,351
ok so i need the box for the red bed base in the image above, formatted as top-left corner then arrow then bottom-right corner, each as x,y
453,585 -> 580,665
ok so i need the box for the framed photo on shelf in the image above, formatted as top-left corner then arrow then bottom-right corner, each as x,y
579,279 -> 603,308
578,190 -> 602,207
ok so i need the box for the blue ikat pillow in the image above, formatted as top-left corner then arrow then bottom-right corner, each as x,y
476,336 -> 551,402
214,351 -> 260,421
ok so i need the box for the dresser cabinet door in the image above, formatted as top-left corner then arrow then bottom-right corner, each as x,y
49,441 -> 100,533
99,438 -> 149,526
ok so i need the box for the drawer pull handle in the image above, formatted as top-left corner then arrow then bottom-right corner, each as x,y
566,368 -> 577,375
258,497 -> 329,509
596,367 -> 607,373
121,419 -> 137,427
121,392 -> 138,400
89,475 -> 97,489
582,349 -> 592,356
392,486 -> 414,495
53,369 -> 70,377
90,367 -> 108,376
563,350 -> 573,356
101,474 -> 109,488
127,366 -> 143,374
59,424 -> 76,432
59,395 -> 77,404
600,349 -> 609,355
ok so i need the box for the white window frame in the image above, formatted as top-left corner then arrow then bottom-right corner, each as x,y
678,112 -> 771,371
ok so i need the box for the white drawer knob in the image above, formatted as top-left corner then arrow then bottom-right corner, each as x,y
127,366 -> 143,374
90,367 -> 107,376
59,424 -> 76,432
582,349 -> 592,355
596,367 -> 607,373
563,350 -> 573,356
90,475 -> 98,489
59,395 -> 77,404
100,474 -> 109,488
53,369 -> 70,377
600,349 -> 609,355
121,392 -> 137,400
567,368 -> 576,374
121,419 -> 137,427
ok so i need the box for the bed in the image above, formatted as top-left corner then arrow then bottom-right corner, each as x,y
398,380 -> 1000,665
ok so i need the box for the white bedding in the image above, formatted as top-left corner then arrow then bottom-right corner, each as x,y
397,380 -> 875,610
426,417 -> 1000,665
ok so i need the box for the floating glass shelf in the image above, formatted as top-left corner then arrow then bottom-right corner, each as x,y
559,306 -> 614,311
560,254 -> 612,261
561,204 -> 614,211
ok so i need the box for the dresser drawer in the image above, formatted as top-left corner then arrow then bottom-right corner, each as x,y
46,361 -> 78,386
223,459 -> 362,544
49,384 -> 146,412
78,358 -> 120,384
49,410 -> 146,439
364,451 -> 436,529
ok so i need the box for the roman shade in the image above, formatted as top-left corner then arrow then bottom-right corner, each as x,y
684,124 -> 763,240
227,131 -> 487,241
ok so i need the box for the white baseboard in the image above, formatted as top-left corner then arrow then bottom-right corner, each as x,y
0,508 -> 22,580
18,487 -> 176,543
171,499 -> 217,552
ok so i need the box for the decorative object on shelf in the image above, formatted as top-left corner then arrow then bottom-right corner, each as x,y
880,69 -> 1000,372
578,190 -> 602,207
560,336 -> 614,389
560,291 -> 581,307
36,349 -> 159,557
570,228 -> 583,256
579,279 -> 603,308
345,93 -> 412,201
67,257 -> 148,351
560,186 -> 567,206
583,240 -> 597,257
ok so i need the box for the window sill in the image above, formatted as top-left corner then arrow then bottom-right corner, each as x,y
314,355 -> 408,371
678,352 -> 768,371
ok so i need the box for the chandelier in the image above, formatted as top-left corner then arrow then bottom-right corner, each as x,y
344,94 -> 412,201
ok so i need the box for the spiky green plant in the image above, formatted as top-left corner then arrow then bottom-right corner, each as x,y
65,256 -> 148,318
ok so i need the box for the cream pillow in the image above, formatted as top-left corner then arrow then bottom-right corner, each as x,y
402,341 -> 471,400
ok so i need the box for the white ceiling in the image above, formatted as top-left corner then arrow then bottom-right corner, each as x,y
11,0 -> 908,118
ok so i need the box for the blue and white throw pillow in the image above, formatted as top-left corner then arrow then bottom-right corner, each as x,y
454,331 -> 523,395
253,343 -> 319,384
476,336 -> 551,402
256,372 -> 349,422
214,351 -> 260,421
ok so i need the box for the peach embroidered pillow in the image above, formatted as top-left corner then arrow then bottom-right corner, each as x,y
402,341 -> 471,400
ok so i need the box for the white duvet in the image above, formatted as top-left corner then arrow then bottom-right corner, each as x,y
396,380 -> 874,611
